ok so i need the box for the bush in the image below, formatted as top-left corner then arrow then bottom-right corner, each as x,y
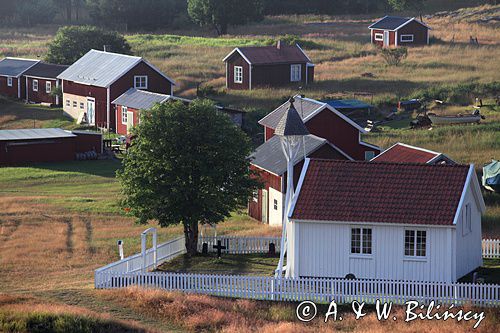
45,26 -> 132,65
380,47 -> 408,66
278,34 -> 322,49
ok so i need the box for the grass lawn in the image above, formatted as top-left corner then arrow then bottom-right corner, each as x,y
459,259 -> 500,284
157,253 -> 279,276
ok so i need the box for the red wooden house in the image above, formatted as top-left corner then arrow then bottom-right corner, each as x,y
249,96 -> 381,225
371,142 -> 456,165
24,62 -> 68,105
222,41 -> 314,90
368,16 -> 430,47
0,57 -> 39,99
57,50 -> 175,132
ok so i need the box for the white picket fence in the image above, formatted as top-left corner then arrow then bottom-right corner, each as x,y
482,239 -> 500,258
198,235 -> 281,254
94,271 -> 500,307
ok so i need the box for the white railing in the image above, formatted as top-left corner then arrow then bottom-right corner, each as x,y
198,235 -> 281,254
94,271 -> 500,307
94,236 -> 185,280
482,239 -> 500,258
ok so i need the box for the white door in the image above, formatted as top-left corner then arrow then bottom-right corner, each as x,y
268,187 -> 283,227
126,111 -> 134,134
87,98 -> 95,125
383,31 -> 390,47
261,189 -> 268,224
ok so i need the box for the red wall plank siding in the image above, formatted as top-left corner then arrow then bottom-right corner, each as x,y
398,21 -> 428,45
74,132 -> 103,154
252,63 -> 308,88
115,105 -> 141,135
264,126 -> 275,141
226,53 -> 250,90
372,29 -> 384,47
0,76 -> 20,99
248,165 -> 281,222
0,138 -> 76,165
26,77 -> 57,104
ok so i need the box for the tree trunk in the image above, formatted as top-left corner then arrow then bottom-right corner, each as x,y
184,221 -> 199,256
66,0 -> 72,23
220,22 -> 228,35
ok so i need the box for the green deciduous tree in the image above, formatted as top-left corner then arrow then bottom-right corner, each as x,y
117,100 -> 259,255
187,0 -> 264,35
45,26 -> 131,65
15,0 -> 58,26
387,0 -> 426,20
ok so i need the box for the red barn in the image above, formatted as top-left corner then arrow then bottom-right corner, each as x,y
249,97 -> 381,225
222,42 -> 314,90
24,62 -> 68,105
57,50 -> 175,132
368,16 -> 430,47
371,142 -> 456,165
0,58 -> 39,99
0,128 -> 102,166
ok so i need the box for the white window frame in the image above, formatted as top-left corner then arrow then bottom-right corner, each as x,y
350,227 -> 372,255
32,79 -> 38,92
66,99 -> 70,107
273,199 -> 278,211
45,81 -> 51,94
73,101 -> 77,108
374,33 -> 384,41
404,229 -> 427,258
80,102 -> 84,109
290,64 -> 302,82
134,75 -> 148,89
121,106 -> 128,125
7,77 -> 13,87
364,151 -> 375,161
234,66 -> 243,84
462,204 -> 472,236
252,190 -> 258,202
400,34 -> 414,43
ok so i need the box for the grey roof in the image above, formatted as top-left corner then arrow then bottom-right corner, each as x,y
0,58 -> 39,77
112,88 -> 176,109
57,50 -> 174,87
259,97 -> 323,129
369,16 -> 412,30
275,98 -> 310,136
24,62 -> 69,79
250,135 -> 327,175
0,128 -> 76,141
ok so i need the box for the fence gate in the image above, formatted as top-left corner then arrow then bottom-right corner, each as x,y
141,227 -> 157,272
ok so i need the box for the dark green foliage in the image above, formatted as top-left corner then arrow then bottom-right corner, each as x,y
411,82 -> 500,105
87,0 -> 188,31
45,26 -> 131,65
279,35 -> 322,50
380,47 -> 408,66
387,0 -> 426,11
2,0 -> 58,26
117,100 -> 259,254
188,0 -> 264,35
262,0 -> 382,15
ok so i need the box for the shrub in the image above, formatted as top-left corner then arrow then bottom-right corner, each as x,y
380,47 -> 408,66
278,34 -> 322,49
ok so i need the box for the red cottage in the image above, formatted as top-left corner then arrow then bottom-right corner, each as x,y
222,42 -> 314,90
57,50 -> 175,132
368,16 -> 430,47
24,62 -> 68,105
0,58 -> 39,99
249,97 -> 381,225
371,142 -> 456,165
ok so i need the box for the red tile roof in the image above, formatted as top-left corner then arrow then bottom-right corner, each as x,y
227,45 -> 311,65
291,159 -> 470,225
371,143 -> 440,164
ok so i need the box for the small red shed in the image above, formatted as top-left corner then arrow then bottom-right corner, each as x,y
222,42 -> 314,90
23,62 -> 68,106
0,58 -> 39,99
368,16 -> 430,47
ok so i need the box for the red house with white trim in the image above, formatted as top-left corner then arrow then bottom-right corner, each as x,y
57,50 -> 175,132
372,142 -> 456,165
249,96 -> 381,225
223,42 -> 314,90
24,62 -> 68,105
369,16 -> 430,47
0,57 -> 39,100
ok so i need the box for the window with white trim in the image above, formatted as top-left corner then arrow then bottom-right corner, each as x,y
121,106 -> 128,124
80,102 -> 84,109
134,76 -> 148,89
462,203 -> 472,235
374,33 -> 384,41
351,228 -> 372,254
405,230 -> 426,257
234,66 -> 243,83
252,190 -> 258,202
73,101 -> 77,108
33,80 -> 38,92
290,64 -> 301,82
273,199 -> 278,210
7,77 -> 13,87
45,81 -> 51,94
66,99 -> 70,107
400,34 -> 414,42
365,151 -> 375,161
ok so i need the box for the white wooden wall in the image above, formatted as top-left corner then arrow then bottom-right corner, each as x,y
268,187 -> 283,227
295,222 -> 456,282
454,182 -> 483,279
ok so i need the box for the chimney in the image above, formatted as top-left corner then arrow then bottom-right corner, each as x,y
103,45 -> 111,52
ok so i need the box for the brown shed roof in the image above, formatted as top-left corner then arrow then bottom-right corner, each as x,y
223,44 -> 311,65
